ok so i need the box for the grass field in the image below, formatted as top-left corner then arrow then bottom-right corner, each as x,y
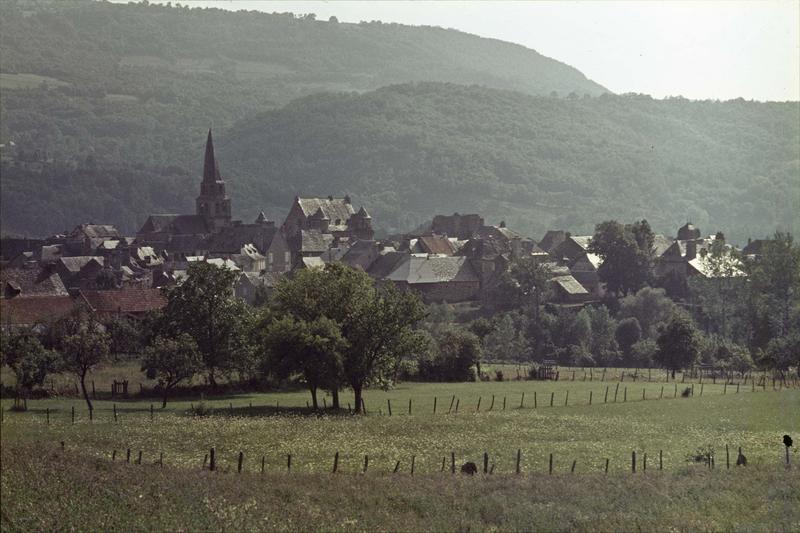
0,73 -> 70,90
2,372 -> 798,530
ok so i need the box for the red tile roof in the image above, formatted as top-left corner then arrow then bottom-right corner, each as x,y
0,296 -> 76,326
79,289 -> 166,315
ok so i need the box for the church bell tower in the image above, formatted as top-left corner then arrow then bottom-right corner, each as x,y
196,129 -> 232,233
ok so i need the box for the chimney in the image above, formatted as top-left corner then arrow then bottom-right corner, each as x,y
686,240 -> 697,260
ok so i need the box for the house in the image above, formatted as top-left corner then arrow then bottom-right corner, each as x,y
568,253 -> 604,298
429,213 -> 484,240
550,275 -> 591,304
282,196 -> 374,247
63,224 -> 121,256
53,256 -> 105,291
378,254 -> 480,303
1,266 -> 68,299
235,271 -> 282,305
537,230 -> 569,254
410,234 -> 458,256
0,295 -> 76,331
339,240 -> 381,271
549,235 -> 593,264
264,230 -> 292,273
78,288 -> 167,320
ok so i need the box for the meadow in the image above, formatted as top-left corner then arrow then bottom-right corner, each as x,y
2,369 -> 799,530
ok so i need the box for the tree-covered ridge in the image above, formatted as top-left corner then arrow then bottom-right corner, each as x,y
0,0 -> 604,166
220,83 -> 799,244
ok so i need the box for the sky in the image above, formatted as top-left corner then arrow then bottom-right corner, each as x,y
150,1 -> 799,101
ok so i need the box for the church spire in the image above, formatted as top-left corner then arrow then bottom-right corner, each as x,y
203,129 -> 221,183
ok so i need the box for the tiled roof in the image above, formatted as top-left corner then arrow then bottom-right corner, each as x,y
1,267 -> 68,298
368,251 -> 411,279
570,236 -> 593,250
139,214 -> 209,236
0,295 -> 76,325
538,230 -> 568,252
79,289 -> 166,314
297,197 -> 355,225
385,255 -> 478,284
652,234 -> 674,257
71,224 -> 120,239
201,225 -> 277,254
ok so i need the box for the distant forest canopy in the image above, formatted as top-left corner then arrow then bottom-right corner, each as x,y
0,1 -> 797,243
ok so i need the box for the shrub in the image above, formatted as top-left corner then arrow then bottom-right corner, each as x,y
494,370 -> 504,382
681,387 -> 692,397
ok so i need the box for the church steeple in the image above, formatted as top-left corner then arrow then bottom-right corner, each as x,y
196,129 -> 231,232
203,129 -> 221,183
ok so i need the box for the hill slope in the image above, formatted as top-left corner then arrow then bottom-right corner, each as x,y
0,0 -> 605,167
218,83 -> 799,243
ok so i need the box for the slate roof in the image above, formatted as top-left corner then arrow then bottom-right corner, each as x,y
70,224 -> 120,239
551,275 -> 589,295
139,214 -> 209,235
341,240 -> 379,271
79,289 -> 167,314
0,295 -> 76,326
368,251 -> 412,279
652,234 -> 674,258
417,235 -> 457,256
385,255 -> 478,285
570,236 -> 593,250
300,230 -> 335,253
1,268 -> 68,298
240,271 -> 282,288
300,256 -> 326,269
58,256 -> 104,273
297,197 -> 355,226
538,230 -> 568,252
39,244 -> 63,263
187,257 -> 240,271
201,224 -> 277,254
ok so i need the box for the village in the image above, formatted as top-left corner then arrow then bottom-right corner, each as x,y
0,130 -> 758,329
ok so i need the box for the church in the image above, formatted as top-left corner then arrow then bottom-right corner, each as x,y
135,130 -> 276,259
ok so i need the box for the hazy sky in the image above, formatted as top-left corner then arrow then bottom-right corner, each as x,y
153,1 -> 799,101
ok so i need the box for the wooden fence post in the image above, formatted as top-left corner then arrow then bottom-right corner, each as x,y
605,458 -> 609,474
262,456 -> 265,474
571,460 -> 576,473
724,383 -> 727,395
46,408 -> 49,425
564,391 -> 569,406
126,448 -> 131,463
455,398 -> 460,413
451,452 -> 456,474
477,396 -> 481,412
441,457 -> 446,472
71,405 -> 75,424
393,460 -> 401,474
150,404 -> 154,420
700,383 -> 704,396
113,403 -> 117,422
589,391 -> 592,405
642,388 -> 645,401
520,392 -> 525,409
363,454 -> 368,473
534,391 -> 537,408
516,449 -> 521,474
489,395 -> 494,411
287,454 -> 291,473
503,396 -> 506,410
209,448 -> 215,471
411,455 -> 415,476
483,452 -> 489,474
549,453 -> 553,475
660,386 -> 664,399
332,451 -> 339,473
323,398 -> 327,409
237,451 -> 243,473
160,452 -> 164,467
726,444 -> 730,469
89,406 -> 93,421
408,398 -> 412,415
614,384 -> 619,402
137,451 -> 142,465
433,397 -> 437,414
112,450 -> 116,461
387,399 -> 392,416
203,454 -> 208,469
550,392 -> 554,407
624,387 -> 627,402
643,453 -> 647,472
631,451 -> 636,473
448,395 -> 455,414
604,386 -> 609,403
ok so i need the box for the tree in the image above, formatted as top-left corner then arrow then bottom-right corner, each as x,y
748,232 -> 800,336
589,220 -> 654,296
483,313 -> 528,363
156,262 -> 254,386
581,306 -> 619,364
272,263 -> 427,413
467,317 -> 494,376
418,328 -> 480,382
141,334 -> 203,408
60,311 -> 110,411
261,316 -> 345,409
618,287 -> 677,339
1,329 -> 59,397
654,313 -> 700,378
615,317 -> 641,361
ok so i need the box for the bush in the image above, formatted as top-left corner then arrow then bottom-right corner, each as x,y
494,370 -> 504,381
417,328 -> 480,382
681,387 -> 692,397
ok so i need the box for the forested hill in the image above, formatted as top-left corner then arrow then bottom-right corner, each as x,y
218,84 -> 799,244
0,0 -> 604,168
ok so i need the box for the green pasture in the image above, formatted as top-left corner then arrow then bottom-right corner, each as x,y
2,379 -> 797,476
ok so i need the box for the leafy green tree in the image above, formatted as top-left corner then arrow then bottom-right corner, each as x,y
467,317 -> 494,376
748,232 -> 800,336
141,333 -> 203,408
60,311 -> 110,411
272,263 -> 427,413
105,315 -> 144,357
418,328 -> 480,382
618,287 -> 677,339
630,339 -> 657,368
655,313 -> 700,378
261,316 -> 345,409
615,317 -> 641,361
759,332 -> 800,377
1,329 -> 59,397
483,313 -> 528,363
580,306 -> 619,364
589,220 -> 654,296
156,262 -> 254,386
